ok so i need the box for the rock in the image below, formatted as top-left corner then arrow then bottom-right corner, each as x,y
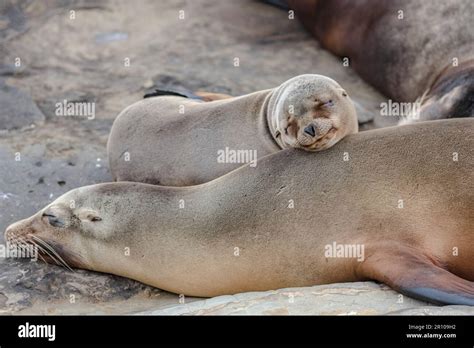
95,31 -> 129,44
0,257 -> 194,314
0,143 -> 110,233
0,79 -> 45,132
353,99 -> 376,124
36,90 -> 98,120
388,306 -> 474,315
139,282 -> 474,315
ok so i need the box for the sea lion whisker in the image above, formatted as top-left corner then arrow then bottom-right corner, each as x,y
30,235 -> 73,271
8,236 -> 24,253
24,238 -> 54,266
25,235 -> 62,267
18,237 -> 48,265
12,236 -> 48,265
30,235 -> 74,272
33,238 -> 68,270
13,236 -> 28,250
12,236 -> 32,253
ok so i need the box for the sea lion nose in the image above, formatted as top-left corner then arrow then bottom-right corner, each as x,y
304,124 -> 316,137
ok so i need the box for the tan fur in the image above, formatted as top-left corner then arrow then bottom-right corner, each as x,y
107,74 -> 358,186
5,119 -> 473,302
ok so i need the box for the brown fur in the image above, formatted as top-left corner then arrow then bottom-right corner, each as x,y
288,0 -> 474,122
5,119 -> 474,304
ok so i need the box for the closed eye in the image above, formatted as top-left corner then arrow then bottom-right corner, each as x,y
42,212 -> 66,228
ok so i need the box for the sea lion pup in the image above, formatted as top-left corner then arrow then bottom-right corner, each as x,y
6,119 -> 473,305
107,74 -> 358,186
285,0 -> 474,123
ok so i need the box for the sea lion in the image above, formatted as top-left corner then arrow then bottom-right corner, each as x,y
107,74 -> 358,186
5,119 -> 473,305
285,0 -> 474,123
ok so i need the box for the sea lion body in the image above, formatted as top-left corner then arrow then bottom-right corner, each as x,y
287,0 -> 474,122
6,119 -> 474,304
107,74 -> 358,186
108,90 -> 278,186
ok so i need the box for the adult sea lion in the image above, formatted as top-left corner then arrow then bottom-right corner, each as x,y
285,0 -> 474,123
107,74 -> 358,186
5,119 -> 473,305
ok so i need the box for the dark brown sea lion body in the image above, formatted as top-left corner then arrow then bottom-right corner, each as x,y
288,0 -> 474,122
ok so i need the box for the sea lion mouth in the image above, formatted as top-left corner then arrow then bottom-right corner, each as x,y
297,132 -> 318,146
38,238 -> 85,271
296,127 -> 338,151
6,233 -> 82,272
281,122 -> 335,151
291,116 -> 333,144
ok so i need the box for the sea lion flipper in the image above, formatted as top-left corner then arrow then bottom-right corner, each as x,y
143,89 -> 233,102
193,91 -> 233,102
359,246 -> 474,305
143,89 -> 198,99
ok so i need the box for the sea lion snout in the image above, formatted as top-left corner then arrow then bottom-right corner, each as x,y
4,223 -> 15,242
4,217 -> 36,243
293,117 -> 335,150
4,202 -> 91,270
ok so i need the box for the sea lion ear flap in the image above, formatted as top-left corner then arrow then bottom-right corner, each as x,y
77,209 -> 102,222
358,244 -> 474,305
275,129 -> 281,138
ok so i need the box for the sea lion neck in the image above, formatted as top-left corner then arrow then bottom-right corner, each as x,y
265,87 -> 287,150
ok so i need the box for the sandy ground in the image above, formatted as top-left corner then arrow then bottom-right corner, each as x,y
0,0 -> 409,315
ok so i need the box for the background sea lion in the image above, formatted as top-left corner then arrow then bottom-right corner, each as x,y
6,119 -> 473,305
285,0 -> 474,123
107,74 -> 358,186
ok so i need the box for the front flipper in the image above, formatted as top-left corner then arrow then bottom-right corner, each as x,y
143,89 -> 200,99
143,89 -> 233,102
194,91 -> 233,102
357,243 -> 474,305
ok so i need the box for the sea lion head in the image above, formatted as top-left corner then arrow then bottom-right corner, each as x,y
268,74 -> 358,151
3,184 -> 137,273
